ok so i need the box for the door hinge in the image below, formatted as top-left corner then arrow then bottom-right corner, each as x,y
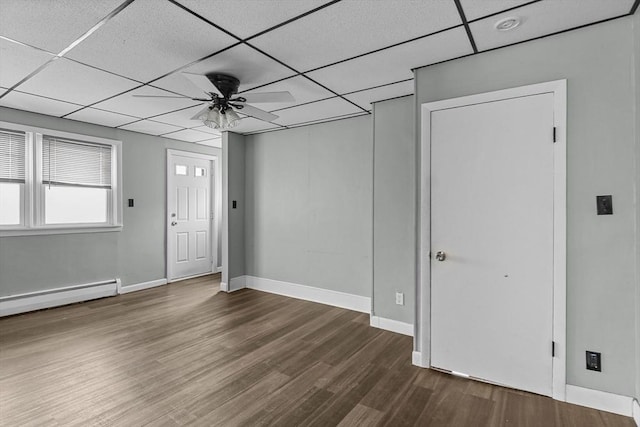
552,341 -> 556,357
553,127 -> 557,143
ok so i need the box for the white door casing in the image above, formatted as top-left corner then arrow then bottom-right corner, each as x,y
416,80 -> 567,401
167,150 -> 220,282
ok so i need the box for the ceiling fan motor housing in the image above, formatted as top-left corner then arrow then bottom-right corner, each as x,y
206,73 -> 240,99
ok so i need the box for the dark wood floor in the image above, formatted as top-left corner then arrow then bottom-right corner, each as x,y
0,274 -> 634,426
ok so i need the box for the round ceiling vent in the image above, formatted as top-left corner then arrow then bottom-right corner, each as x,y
494,17 -> 521,31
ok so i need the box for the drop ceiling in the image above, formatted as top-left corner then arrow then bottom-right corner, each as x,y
0,0 -> 636,147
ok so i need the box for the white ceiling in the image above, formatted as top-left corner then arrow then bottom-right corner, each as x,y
0,0 -> 635,144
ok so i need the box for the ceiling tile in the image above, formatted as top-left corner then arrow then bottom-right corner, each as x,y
0,39 -> 53,90
0,0 -> 124,52
153,104 -> 210,128
470,0 -> 634,51
66,108 -> 138,128
93,86 -> 200,118
286,112 -> 367,129
192,125 -> 222,137
239,75 -> 335,112
119,120 -> 182,136
460,0 -> 532,21
18,58 -> 140,106
250,0 -> 462,71
307,27 -> 472,94
344,80 -> 414,110
163,128 -> 213,142
152,44 -> 295,96
230,117 -> 282,134
195,138 -> 222,148
149,73 -> 207,99
177,0 -> 332,39
272,97 -> 361,126
0,90 -> 81,117
66,0 -> 238,82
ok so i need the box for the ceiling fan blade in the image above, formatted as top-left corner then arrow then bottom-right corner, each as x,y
182,72 -> 222,96
238,104 -> 278,122
132,94 -> 192,98
190,105 -> 211,120
239,91 -> 295,104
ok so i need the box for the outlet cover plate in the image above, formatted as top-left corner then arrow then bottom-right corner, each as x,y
596,195 -> 613,215
586,351 -> 601,371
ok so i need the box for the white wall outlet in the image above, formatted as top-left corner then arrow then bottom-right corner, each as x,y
395,292 -> 404,306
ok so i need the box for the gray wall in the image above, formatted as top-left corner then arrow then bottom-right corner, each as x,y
414,16 -> 638,397
372,96 -> 415,323
0,107 -> 220,295
244,116 -> 373,297
225,131 -> 246,280
634,11 -> 640,404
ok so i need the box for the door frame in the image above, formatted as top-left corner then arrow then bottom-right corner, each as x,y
415,80 -> 567,401
166,149 -> 221,283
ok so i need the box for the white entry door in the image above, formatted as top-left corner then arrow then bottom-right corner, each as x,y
167,153 -> 213,281
430,93 -> 555,396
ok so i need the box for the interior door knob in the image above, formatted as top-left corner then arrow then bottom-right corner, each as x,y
435,251 -> 446,261
171,221 -> 177,226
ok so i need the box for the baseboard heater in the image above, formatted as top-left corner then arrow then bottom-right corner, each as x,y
0,278 -> 119,317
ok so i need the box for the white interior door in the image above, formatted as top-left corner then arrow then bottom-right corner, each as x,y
168,153 -> 212,281
430,93 -> 555,396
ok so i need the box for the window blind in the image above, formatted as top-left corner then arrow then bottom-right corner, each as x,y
42,136 -> 112,188
0,129 -> 26,183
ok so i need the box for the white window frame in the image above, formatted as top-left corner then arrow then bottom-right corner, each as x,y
0,121 -> 122,236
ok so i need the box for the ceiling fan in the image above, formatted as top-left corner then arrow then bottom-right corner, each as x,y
134,72 -> 295,130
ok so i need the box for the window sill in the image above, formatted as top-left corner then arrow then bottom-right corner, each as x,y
0,224 -> 123,237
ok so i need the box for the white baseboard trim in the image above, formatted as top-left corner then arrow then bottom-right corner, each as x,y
229,276 -> 247,292
412,351 -> 428,368
370,315 -> 413,336
220,282 -> 229,292
0,279 -> 119,317
565,385 -> 634,417
118,278 -> 167,294
632,399 -> 639,426
243,275 -> 371,313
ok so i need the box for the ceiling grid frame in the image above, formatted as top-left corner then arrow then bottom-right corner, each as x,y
0,0 -> 136,100
0,0 -> 636,139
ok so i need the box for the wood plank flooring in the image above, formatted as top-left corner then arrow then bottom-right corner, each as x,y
0,274 -> 634,426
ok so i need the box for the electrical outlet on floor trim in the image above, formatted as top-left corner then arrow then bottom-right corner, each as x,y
395,292 -> 404,306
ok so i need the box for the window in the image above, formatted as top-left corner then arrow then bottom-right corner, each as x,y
0,121 -> 122,236
42,137 -> 112,224
0,129 -> 26,226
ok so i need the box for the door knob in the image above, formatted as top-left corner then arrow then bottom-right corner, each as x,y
171,221 -> 177,226
435,251 -> 446,261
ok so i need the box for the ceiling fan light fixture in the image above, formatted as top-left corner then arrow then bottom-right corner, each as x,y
198,107 -> 221,129
224,109 -> 241,129
199,106 -> 240,130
